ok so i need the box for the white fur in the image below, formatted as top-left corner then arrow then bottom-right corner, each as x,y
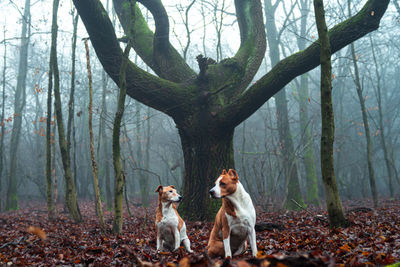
224,182 -> 257,257
156,202 -> 192,253
210,176 -> 223,198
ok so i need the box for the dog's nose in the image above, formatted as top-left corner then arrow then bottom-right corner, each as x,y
209,189 -> 214,196
178,196 -> 183,201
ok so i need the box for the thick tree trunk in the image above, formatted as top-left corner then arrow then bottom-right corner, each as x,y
314,0 -> 348,228
178,128 -> 234,221
6,0 -> 30,211
73,0 -> 389,220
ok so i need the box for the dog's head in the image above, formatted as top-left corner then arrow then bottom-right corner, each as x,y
155,185 -> 182,203
209,169 -> 239,199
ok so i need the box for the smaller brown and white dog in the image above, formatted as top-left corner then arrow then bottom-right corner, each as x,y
155,185 -> 192,253
207,169 -> 257,258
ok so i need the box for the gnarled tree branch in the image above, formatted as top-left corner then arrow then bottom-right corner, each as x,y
218,0 -> 389,129
72,0 -> 192,117
113,0 -> 196,82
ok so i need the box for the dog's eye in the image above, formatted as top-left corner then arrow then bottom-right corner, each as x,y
220,182 -> 226,186
169,190 -> 173,193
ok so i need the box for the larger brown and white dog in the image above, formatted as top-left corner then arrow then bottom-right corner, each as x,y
155,185 -> 192,253
207,169 -> 257,258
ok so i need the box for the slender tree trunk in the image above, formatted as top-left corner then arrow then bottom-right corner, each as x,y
264,0 -> 305,209
314,0 -> 348,228
140,107 -> 151,207
46,8 -> 55,220
112,1 -> 135,232
67,11 -> 79,184
297,0 -> 319,206
52,123 -> 58,213
0,27 -> 7,211
51,0 -> 82,223
348,0 -> 378,208
6,0 -> 31,210
112,45 -> 130,233
85,39 -> 106,230
101,71 -> 112,210
370,36 -> 394,198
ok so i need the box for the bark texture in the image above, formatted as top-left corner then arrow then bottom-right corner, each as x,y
73,0 -> 389,220
51,0 -> 82,223
85,40 -> 106,230
314,0 -> 348,228
6,0 -> 30,211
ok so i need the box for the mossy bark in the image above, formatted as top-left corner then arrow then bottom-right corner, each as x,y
6,0 -> 30,211
112,0 -> 135,233
52,0 -> 82,223
73,0 -> 389,220
85,40 -> 106,230
112,44 -> 129,233
314,0 -> 348,228
178,128 -> 234,221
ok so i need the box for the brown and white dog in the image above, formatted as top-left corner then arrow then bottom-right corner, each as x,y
155,185 -> 192,253
207,169 -> 257,258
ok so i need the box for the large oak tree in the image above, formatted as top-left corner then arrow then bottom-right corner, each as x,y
72,0 -> 389,220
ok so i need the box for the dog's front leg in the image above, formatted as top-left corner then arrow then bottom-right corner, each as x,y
223,235 -> 232,258
222,223 -> 232,258
156,225 -> 163,252
248,227 -> 257,257
173,228 -> 180,251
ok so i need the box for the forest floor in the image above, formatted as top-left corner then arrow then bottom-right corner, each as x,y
0,198 -> 399,266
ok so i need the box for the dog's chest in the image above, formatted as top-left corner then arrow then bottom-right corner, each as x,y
226,211 -> 253,234
158,207 -> 179,228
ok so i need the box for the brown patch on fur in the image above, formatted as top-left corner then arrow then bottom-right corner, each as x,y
207,169 -> 242,257
173,207 -> 184,231
218,169 -> 239,198
155,185 -> 182,227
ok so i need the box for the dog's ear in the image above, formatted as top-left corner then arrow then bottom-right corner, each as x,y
228,169 -> 239,181
222,169 -> 227,175
155,185 -> 163,193
169,185 -> 175,189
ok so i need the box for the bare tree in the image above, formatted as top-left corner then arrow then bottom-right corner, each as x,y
314,0 -> 348,228
51,0 -> 82,222
348,0 -> 378,208
85,39 -> 106,230
6,0 -> 31,210
73,0 -> 389,220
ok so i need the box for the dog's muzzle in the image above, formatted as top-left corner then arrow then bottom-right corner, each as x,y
209,189 -> 217,198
